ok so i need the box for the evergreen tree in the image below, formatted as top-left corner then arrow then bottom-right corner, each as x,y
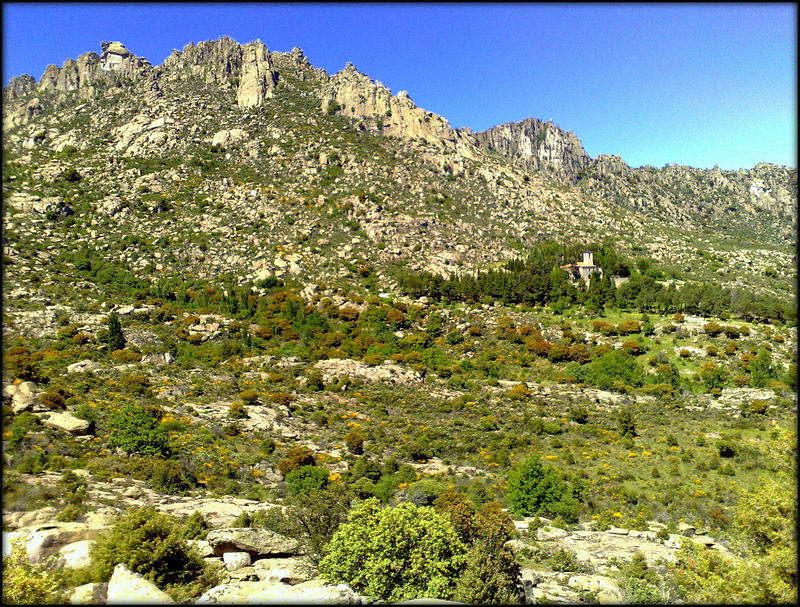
107,311 -> 125,351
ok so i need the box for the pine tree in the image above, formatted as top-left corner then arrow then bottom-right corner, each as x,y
107,311 -> 125,351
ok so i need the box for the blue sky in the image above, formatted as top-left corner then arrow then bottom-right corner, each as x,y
2,3 -> 796,170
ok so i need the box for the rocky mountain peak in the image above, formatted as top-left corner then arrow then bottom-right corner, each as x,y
99,41 -> 133,69
474,117 -> 591,184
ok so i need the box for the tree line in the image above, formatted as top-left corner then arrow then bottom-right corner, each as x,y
395,241 -> 794,323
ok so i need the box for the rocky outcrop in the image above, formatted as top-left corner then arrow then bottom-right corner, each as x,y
3,522 -> 105,564
195,578 -> 365,604
58,539 -> 95,568
3,74 -> 37,102
211,128 -> 250,149
321,63 -> 477,154
36,43 -> 148,99
68,582 -> 108,605
206,528 -> 301,557
5,193 -> 74,217
313,357 -> 422,385
236,41 -> 278,108
161,36 -> 244,87
4,381 -> 37,413
475,117 -> 591,184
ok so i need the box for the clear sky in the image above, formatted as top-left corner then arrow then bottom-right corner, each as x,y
2,2 -> 796,170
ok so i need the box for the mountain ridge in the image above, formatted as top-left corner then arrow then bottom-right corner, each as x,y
2,36 -> 796,296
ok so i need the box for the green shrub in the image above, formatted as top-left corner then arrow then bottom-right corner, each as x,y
2,536 -> 65,604
621,576 -> 663,604
106,403 -> 170,457
505,455 -> 566,517
569,406 -> 589,424
306,370 -> 325,391
618,320 -> 642,334
90,508 -> 211,590
3,346 -> 43,382
238,389 -> 260,406
270,392 -> 292,406
228,401 -> 248,419
403,478 -> 447,506
618,408 -> 637,438
543,422 -> 562,435
717,440 -> 736,458
182,511 -> 209,540
507,382 -> 530,401
39,390 -> 67,410
285,465 -> 330,496
319,498 -> 467,602
549,547 -> 589,573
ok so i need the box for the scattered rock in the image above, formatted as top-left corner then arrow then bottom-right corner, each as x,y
223,551 -> 252,571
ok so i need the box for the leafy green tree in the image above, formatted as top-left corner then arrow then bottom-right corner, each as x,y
285,465 -> 330,496
107,311 -> 125,352
700,362 -> 729,392
749,348 -> 777,388
617,408 -> 637,438
106,403 -> 170,457
505,455 -> 565,517
575,349 -> 647,391
734,476 -> 797,602
319,498 -> 467,602
454,541 -> 522,604
284,482 -> 354,565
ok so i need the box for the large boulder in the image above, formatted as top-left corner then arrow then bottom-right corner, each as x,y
3,381 -> 40,413
106,563 -> 175,604
140,352 -> 176,366
42,411 -> 94,436
223,551 -> 252,571
205,528 -> 300,558
67,360 -> 102,374
211,129 -> 250,149
195,578 -> 364,604
58,539 -> 95,568
4,522 -> 101,564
